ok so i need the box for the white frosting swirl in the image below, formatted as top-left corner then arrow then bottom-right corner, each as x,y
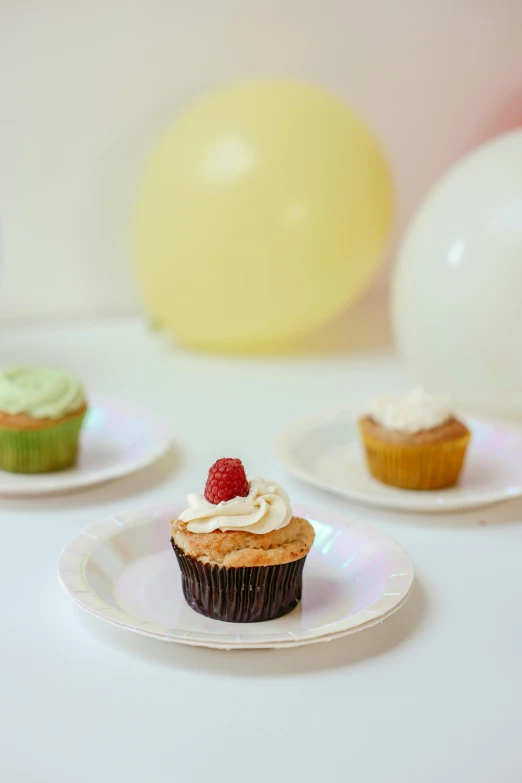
179,476 -> 293,535
366,388 -> 452,434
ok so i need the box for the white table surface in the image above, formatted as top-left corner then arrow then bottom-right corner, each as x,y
1,315 -> 521,783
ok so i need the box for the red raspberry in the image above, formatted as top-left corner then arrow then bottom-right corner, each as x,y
204,458 -> 249,505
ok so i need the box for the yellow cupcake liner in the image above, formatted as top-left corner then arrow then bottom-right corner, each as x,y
359,428 -> 471,490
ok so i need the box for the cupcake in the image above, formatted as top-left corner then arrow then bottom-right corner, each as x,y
170,458 -> 315,622
0,367 -> 87,474
359,388 -> 471,490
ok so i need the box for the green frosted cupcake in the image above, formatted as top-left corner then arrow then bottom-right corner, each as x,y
0,367 -> 87,473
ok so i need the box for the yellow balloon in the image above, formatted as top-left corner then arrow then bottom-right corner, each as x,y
135,80 -> 393,352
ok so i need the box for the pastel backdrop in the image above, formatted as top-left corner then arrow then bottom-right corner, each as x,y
1,0 -> 522,323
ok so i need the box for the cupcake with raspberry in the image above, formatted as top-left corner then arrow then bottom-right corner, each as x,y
171,458 -> 315,622
359,388 -> 471,490
0,366 -> 87,473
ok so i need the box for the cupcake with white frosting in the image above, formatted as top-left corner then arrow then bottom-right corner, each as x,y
358,388 -> 471,490
0,367 -> 87,473
170,458 -> 315,622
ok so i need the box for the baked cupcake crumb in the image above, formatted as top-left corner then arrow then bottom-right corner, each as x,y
171,515 -> 314,568
359,415 -> 469,446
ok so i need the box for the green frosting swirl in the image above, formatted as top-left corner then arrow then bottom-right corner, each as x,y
0,367 -> 85,419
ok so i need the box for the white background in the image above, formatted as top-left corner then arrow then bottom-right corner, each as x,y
2,8 -> 522,782
2,317 -> 522,782
1,0 -> 522,321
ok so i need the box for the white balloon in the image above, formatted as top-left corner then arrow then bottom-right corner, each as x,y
392,129 -> 522,418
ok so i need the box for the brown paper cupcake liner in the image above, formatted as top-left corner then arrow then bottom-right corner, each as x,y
360,429 -> 471,490
172,541 -> 306,623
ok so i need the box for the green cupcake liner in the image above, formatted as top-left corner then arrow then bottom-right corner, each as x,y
0,411 -> 86,474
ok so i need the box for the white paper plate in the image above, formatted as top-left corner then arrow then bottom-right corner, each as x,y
277,412 -> 522,512
0,397 -> 171,497
58,502 -> 414,650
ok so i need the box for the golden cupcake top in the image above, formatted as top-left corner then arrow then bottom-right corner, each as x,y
172,515 -> 314,568
171,457 -> 315,567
